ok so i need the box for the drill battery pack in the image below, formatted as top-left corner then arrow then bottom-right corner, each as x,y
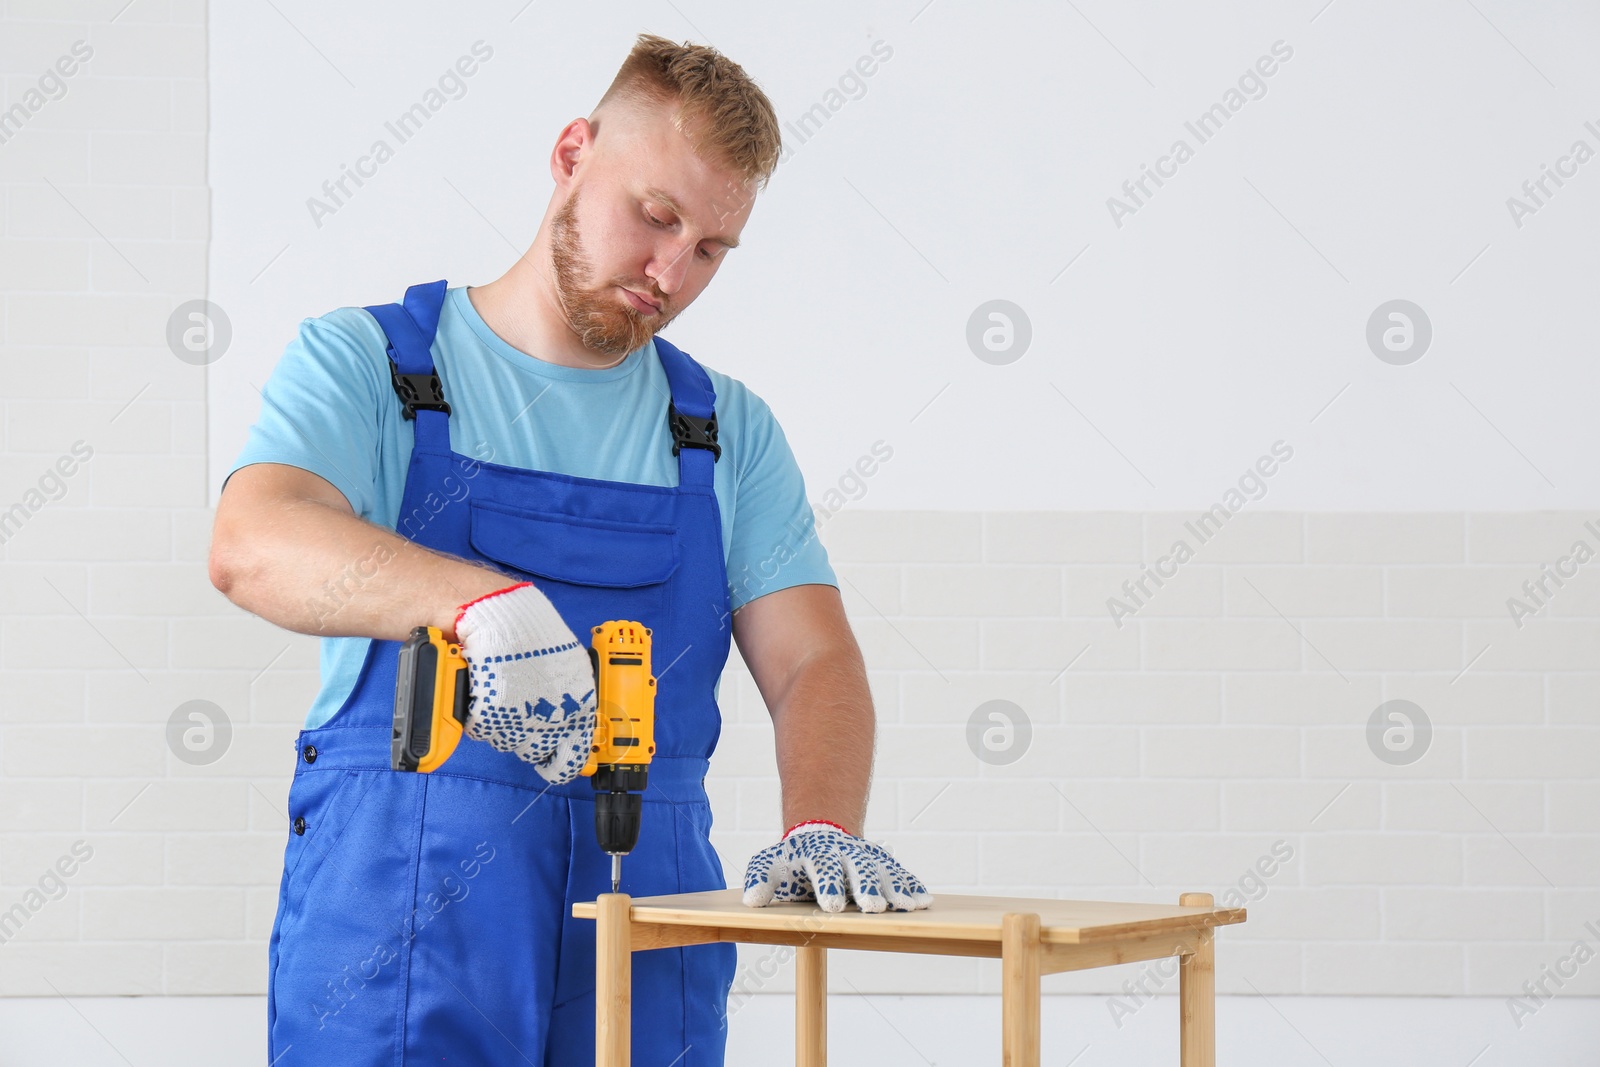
391,625 -> 470,773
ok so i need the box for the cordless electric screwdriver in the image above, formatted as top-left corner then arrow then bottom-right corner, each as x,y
391,619 -> 658,893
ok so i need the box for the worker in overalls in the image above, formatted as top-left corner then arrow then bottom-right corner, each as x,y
210,32 -> 931,1066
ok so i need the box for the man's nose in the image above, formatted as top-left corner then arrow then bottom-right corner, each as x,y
649,239 -> 696,296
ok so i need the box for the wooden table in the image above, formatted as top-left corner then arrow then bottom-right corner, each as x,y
572,888 -> 1246,1066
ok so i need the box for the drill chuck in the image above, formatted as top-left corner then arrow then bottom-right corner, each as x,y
593,763 -> 648,856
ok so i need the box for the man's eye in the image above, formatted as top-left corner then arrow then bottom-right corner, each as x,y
647,208 -> 718,261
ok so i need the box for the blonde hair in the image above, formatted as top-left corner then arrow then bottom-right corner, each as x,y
595,33 -> 781,191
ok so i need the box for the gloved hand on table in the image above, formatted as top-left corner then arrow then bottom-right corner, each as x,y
742,819 -> 934,913
453,581 -> 596,785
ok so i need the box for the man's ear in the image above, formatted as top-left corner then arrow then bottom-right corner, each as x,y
550,117 -> 594,188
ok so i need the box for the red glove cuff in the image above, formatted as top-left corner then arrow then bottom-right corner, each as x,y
783,818 -> 851,840
453,581 -> 532,634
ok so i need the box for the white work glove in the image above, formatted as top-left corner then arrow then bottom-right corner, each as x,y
453,581 -> 597,785
742,820 -> 934,914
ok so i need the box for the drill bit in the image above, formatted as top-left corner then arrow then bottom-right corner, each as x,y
611,853 -> 621,894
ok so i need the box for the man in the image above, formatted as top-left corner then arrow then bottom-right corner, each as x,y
209,33 -> 931,1066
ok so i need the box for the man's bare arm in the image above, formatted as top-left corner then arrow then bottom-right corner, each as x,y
732,583 -> 875,836
208,462 -> 514,643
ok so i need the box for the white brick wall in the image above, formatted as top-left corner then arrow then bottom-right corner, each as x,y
1,0 -> 249,997
2,3 -> 1597,1009
710,511 -> 1600,999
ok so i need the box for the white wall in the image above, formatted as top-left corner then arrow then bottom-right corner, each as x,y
1,0 -> 214,992
208,0 -> 1600,512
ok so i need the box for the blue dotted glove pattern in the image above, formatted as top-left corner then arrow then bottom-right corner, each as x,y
742,825 -> 934,913
464,652 -> 597,785
453,582 -> 599,786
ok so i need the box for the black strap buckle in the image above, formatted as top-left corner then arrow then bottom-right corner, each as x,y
389,359 -> 450,420
667,401 -> 720,460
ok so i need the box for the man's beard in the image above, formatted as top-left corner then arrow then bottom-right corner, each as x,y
549,188 -> 676,358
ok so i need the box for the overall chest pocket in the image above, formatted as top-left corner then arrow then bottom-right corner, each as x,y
466,499 -> 679,632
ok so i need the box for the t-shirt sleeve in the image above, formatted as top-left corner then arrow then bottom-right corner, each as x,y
725,388 -> 838,612
222,308 -> 391,519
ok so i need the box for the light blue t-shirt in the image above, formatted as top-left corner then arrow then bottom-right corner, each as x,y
225,285 -> 836,729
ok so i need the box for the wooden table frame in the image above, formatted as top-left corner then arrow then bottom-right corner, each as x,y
573,888 -> 1246,1066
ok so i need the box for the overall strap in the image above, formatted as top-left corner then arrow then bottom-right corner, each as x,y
652,334 -> 719,489
364,279 -> 450,454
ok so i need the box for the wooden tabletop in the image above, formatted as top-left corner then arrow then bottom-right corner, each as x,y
572,889 -> 1246,945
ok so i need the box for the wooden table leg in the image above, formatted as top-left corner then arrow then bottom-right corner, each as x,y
596,893 -> 631,1067
796,943 -> 827,1066
1001,912 -> 1041,1067
1178,892 -> 1215,1067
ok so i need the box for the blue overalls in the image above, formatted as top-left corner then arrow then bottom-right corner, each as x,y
266,280 -> 738,1066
